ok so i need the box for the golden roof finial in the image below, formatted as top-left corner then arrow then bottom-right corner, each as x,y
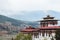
47,15 -> 50,17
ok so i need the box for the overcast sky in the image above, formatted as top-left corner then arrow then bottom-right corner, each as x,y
0,0 -> 60,21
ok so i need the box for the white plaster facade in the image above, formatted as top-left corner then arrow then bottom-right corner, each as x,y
32,33 -> 56,40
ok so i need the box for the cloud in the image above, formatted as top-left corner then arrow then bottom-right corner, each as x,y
0,10 -> 60,21
7,10 -> 60,21
0,0 -> 60,21
0,0 -> 60,11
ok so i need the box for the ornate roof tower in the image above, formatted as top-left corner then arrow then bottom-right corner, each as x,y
40,15 -> 58,27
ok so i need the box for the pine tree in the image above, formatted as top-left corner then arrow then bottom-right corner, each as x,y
14,33 -> 24,40
14,33 -> 32,40
55,29 -> 60,40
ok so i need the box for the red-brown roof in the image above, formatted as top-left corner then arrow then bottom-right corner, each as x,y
21,28 -> 39,32
21,29 -> 34,32
39,26 -> 60,30
21,26 -> 39,32
21,26 -> 60,32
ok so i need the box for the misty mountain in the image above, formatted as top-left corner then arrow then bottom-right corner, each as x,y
0,15 -> 39,27
0,15 -> 39,34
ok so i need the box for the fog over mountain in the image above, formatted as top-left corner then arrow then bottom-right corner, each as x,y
0,10 -> 60,34
0,15 -> 39,34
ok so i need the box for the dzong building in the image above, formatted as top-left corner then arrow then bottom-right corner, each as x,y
21,15 -> 60,40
